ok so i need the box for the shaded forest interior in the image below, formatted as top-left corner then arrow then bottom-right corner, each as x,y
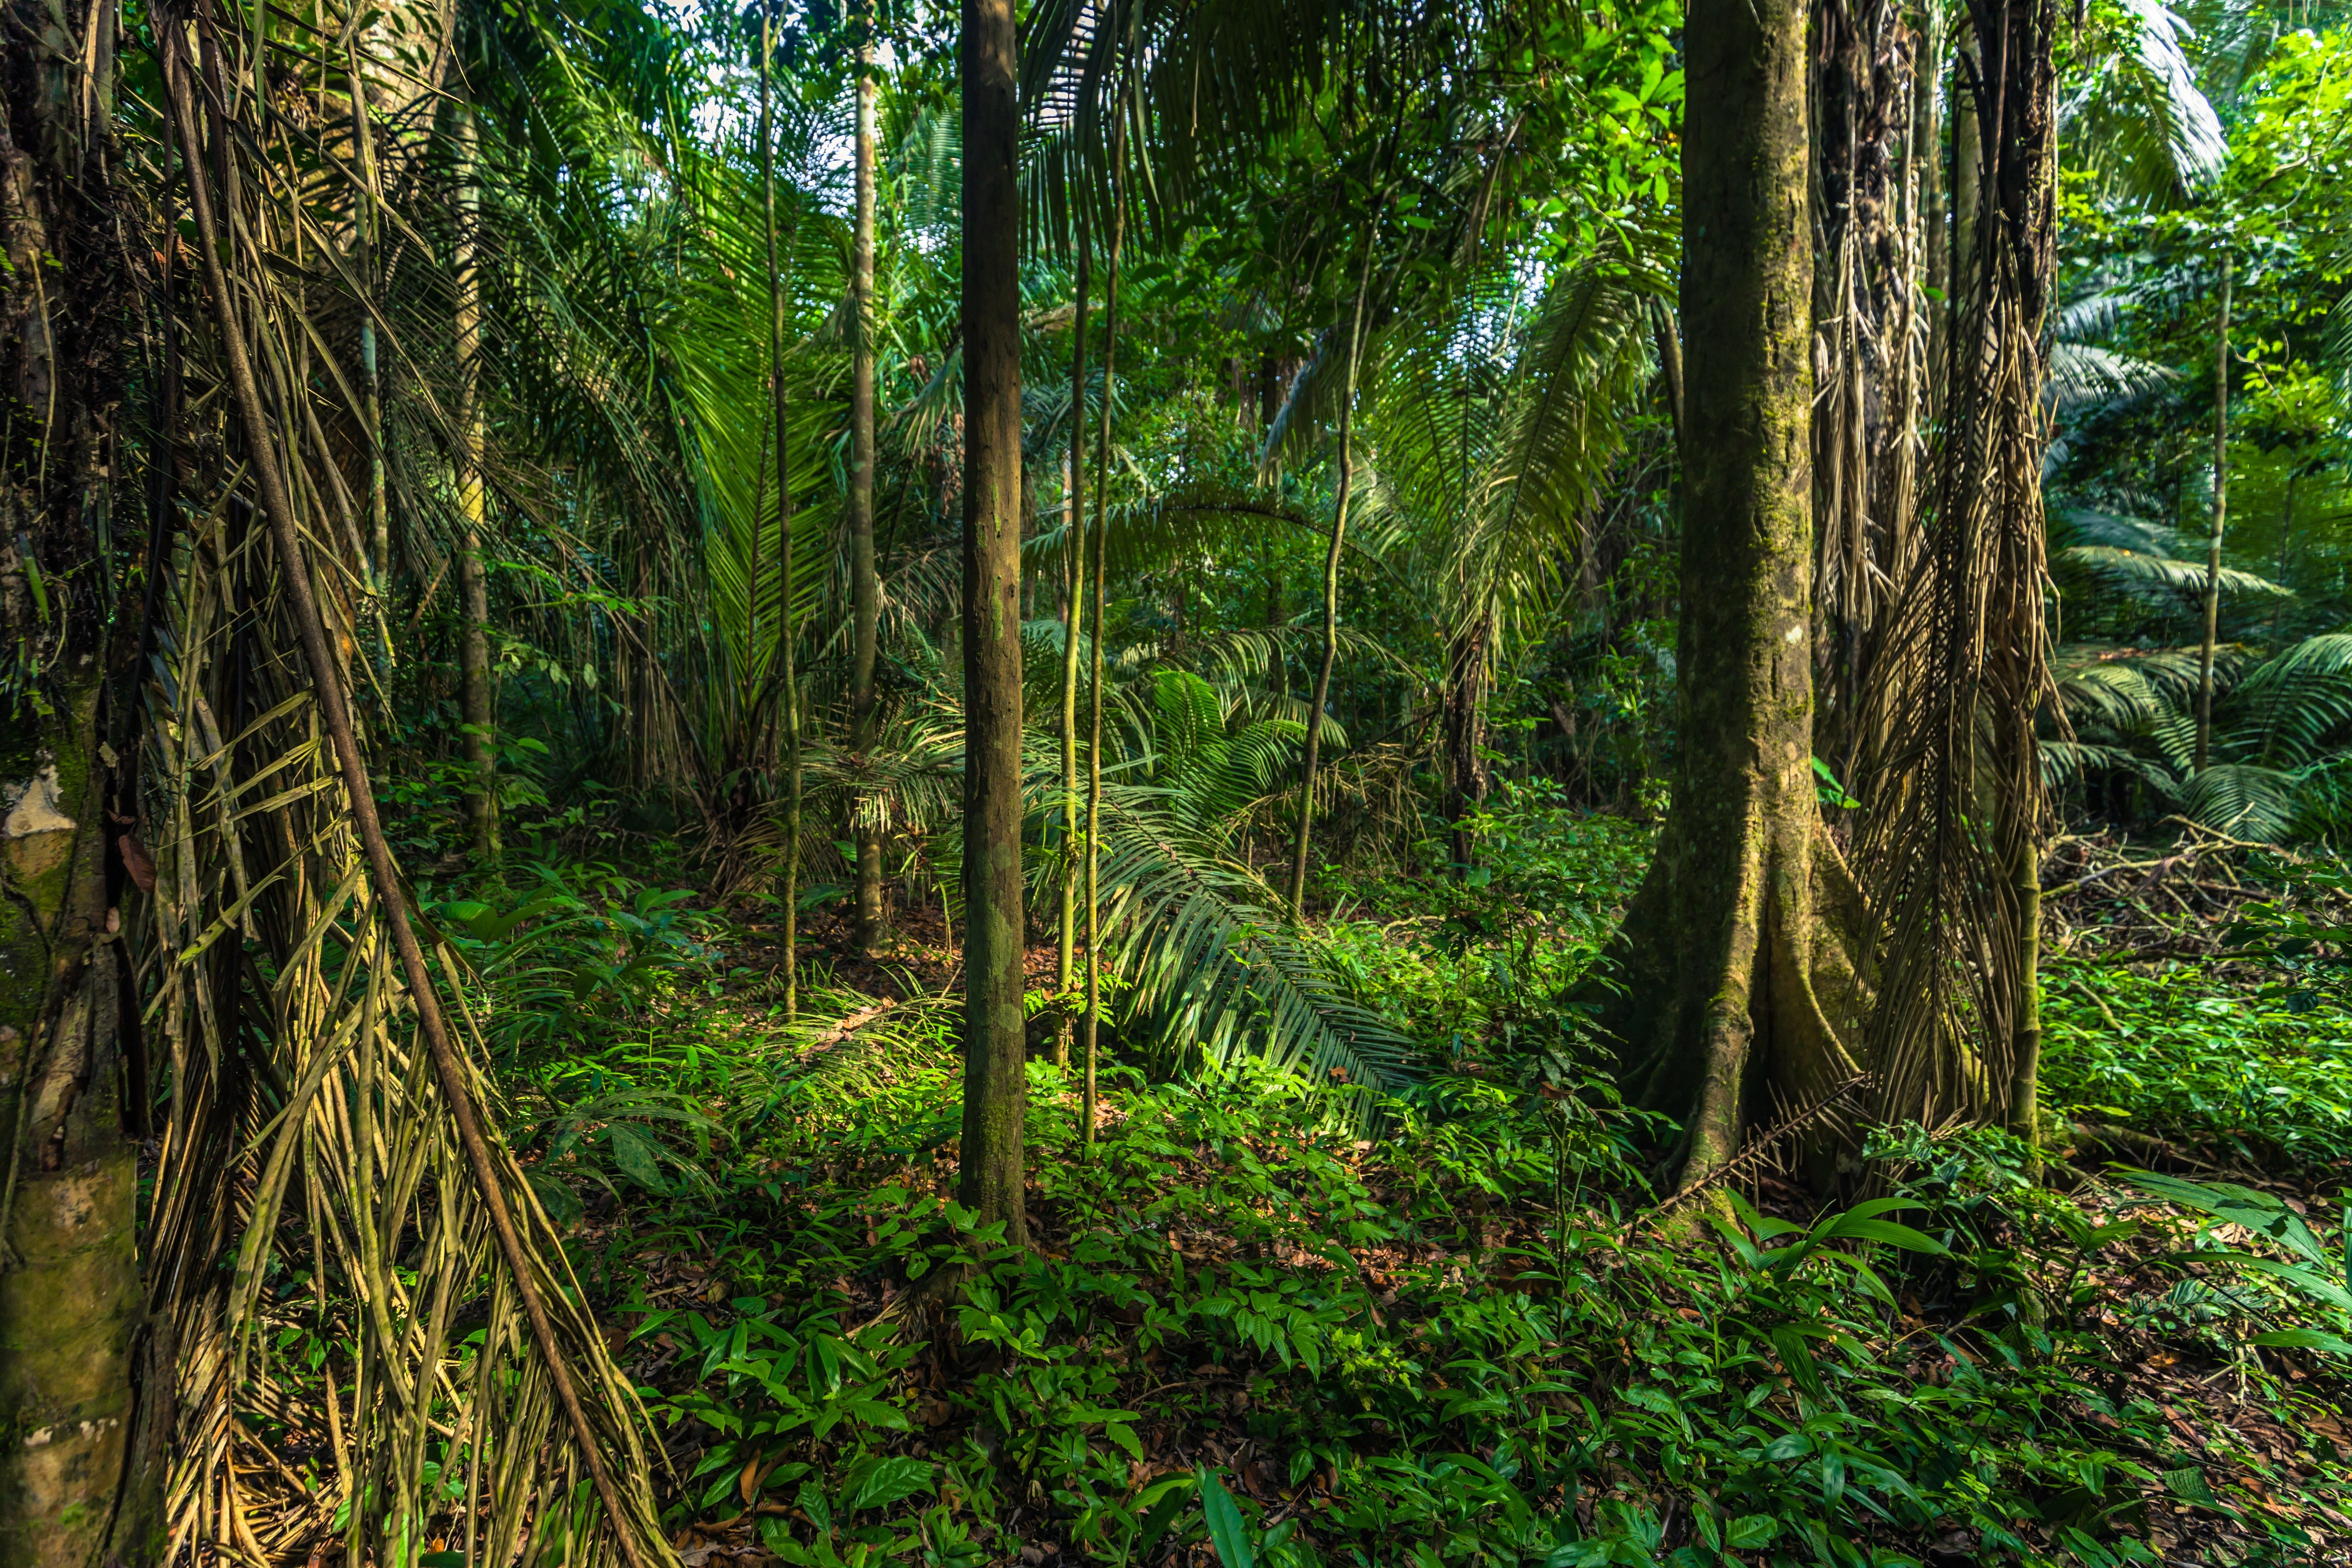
9,0 -> 2352,1562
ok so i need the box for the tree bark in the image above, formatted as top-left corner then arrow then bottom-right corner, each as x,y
1599,0 -> 1866,1188
1,0 -> 169,1551
2194,252 -> 2230,775
959,0 -> 1027,1242
453,107 -> 497,864
850,3 -> 884,952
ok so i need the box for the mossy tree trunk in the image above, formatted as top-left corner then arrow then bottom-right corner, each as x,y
959,0 -> 1027,1243
1602,0 -> 1868,1188
1,0 -> 168,1553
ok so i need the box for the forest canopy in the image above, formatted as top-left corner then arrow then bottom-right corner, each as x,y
4,0 -> 2352,1561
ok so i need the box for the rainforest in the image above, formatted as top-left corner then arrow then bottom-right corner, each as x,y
4,0 -> 2352,1562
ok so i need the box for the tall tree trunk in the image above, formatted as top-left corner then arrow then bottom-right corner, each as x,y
1081,90 -> 1130,1147
0,0 -> 169,1552
850,3 -> 884,952
2194,252 -> 2230,775
1284,241 -> 1376,921
1057,208 -> 1090,1070
762,0 -> 802,1022
1600,0 -> 1867,1187
352,78 -> 391,621
959,0 -> 1026,1241
453,107 -> 497,864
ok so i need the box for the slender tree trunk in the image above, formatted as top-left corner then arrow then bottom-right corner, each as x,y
2006,834 -> 2041,1139
352,77 -> 391,626
1285,242 -> 1377,920
762,2 -> 802,1022
1057,209 -> 1090,1070
1653,299 -> 1684,448
1598,0 -> 1865,1187
2194,252 -> 2231,775
1915,4 -> 1945,418
959,0 -> 1027,1240
1951,43 -> 1980,323
1082,97 -> 1130,1147
1442,612 -> 1493,873
453,107 -> 497,864
2272,471 -> 2297,646
851,4 -> 884,952
1,9 -> 166,1551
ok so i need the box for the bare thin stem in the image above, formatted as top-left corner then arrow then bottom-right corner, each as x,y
1286,232 -> 1379,920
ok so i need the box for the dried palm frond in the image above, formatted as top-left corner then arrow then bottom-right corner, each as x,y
1810,0 -> 1934,767
137,4 -> 674,1562
1848,0 -> 2060,1134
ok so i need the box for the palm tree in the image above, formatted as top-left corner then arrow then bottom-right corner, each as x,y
762,0 -> 805,1020
125,3 -> 685,1559
850,0 -> 885,953
1848,0 -> 2061,1142
455,104 -> 502,864
959,0 -> 1029,1243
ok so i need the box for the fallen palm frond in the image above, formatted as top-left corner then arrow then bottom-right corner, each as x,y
1640,1074 -> 1876,1229
137,4 -> 674,1561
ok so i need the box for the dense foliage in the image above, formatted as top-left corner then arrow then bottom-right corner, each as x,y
6,0 -> 2352,1559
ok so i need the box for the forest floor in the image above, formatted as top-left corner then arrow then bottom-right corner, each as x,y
298,818 -> 2352,1567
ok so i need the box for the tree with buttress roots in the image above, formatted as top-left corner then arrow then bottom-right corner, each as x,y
1603,0 -> 2060,1189
1597,0 -> 1874,1191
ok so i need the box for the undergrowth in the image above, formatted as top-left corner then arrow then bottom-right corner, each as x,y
255,801 -> 2352,1566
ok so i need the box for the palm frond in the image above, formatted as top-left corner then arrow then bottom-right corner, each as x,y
2064,543 -> 2294,597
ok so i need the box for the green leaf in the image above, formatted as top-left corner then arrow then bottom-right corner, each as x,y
1769,1325 -> 1826,1398
524,1170 -> 584,1232
848,1455 -> 934,1511
2252,1328 -> 2352,1355
1726,1514 -> 1780,1548
2163,1467 -> 2218,1507
604,1122 -> 669,1193
838,1397 -> 911,1431
1200,1467 -> 1255,1568
1139,1475 -> 1198,1551
1823,1217 -> 1951,1256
